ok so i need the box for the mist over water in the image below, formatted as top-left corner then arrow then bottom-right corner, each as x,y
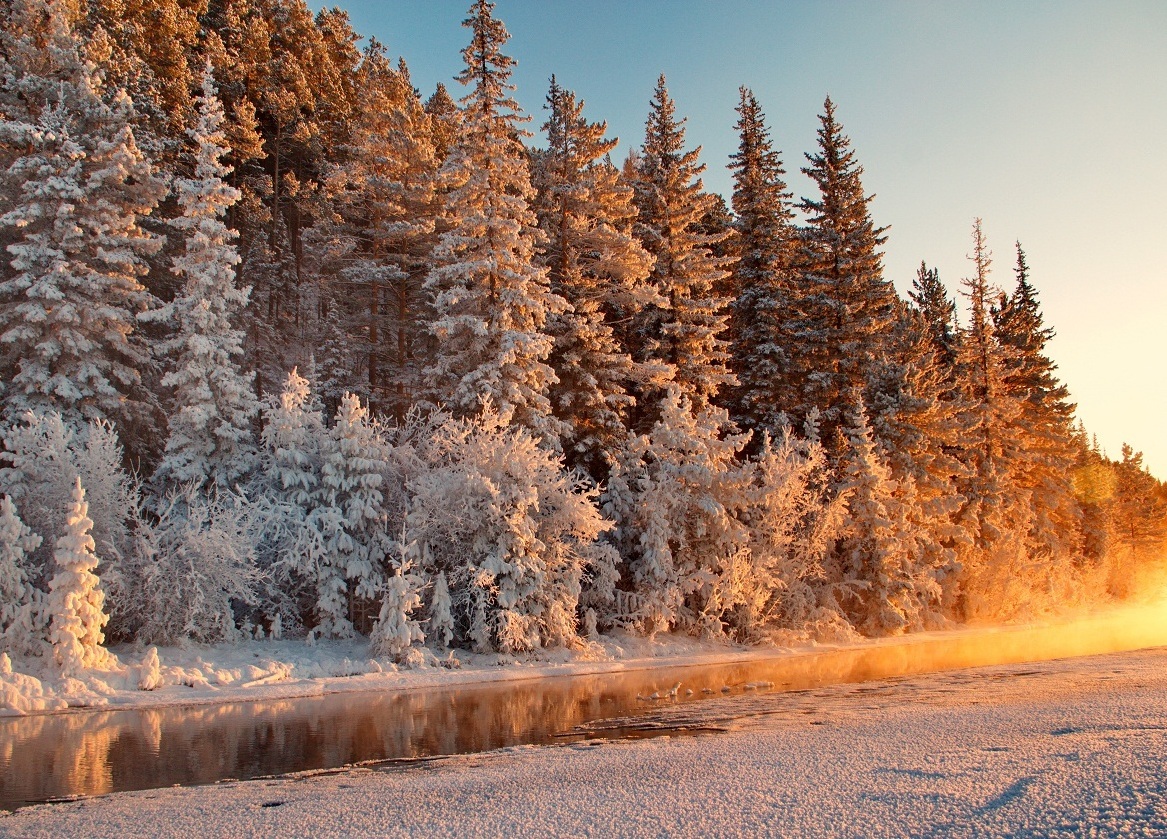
3,600 -> 1166,812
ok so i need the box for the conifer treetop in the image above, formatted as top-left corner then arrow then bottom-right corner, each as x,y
458,0 -> 526,134
799,96 -> 889,284
630,74 -> 734,411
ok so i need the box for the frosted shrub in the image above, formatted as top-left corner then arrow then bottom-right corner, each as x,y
604,390 -> 846,641
742,430 -> 848,639
1,412 -> 138,635
0,496 -> 44,657
137,646 -> 162,691
602,389 -> 751,637
131,484 -> 262,645
405,403 -> 616,653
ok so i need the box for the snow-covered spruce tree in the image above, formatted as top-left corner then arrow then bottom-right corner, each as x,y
992,243 -> 1081,562
309,392 -> 393,638
404,402 -> 617,653
370,541 -> 424,663
831,395 -> 940,636
909,262 -> 959,372
0,411 -> 137,600
315,46 -> 439,419
603,388 -> 752,638
251,367 -> 327,631
863,300 -> 968,619
1110,445 -> 1167,575
952,220 -> 1034,620
423,0 -> 565,442
130,483 -> 262,645
873,265 -> 970,614
46,477 -> 116,674
0,0 -> 165,435
726,87 -> 799,437
532,77 -> 655,478
143,64 -> 259,491
428,569 -> 454,649
0,496 -> 44,657
790,96 -> 895,444
425,81 -> 462,164
627,75 -> 734,426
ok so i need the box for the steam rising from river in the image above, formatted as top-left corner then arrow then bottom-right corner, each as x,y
4,587 -> 1167,810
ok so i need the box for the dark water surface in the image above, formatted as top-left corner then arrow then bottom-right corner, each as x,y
2,608 -> 1164,811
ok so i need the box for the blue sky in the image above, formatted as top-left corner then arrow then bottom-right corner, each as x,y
314,1 -> 1167,476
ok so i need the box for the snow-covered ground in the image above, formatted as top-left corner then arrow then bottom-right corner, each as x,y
3,643 -> 1165,838
5,599 -> 1167,719
0,630 -> 791,717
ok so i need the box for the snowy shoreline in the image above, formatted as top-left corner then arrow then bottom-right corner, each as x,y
0,631 -> 795,718
6,602 -> 1166,719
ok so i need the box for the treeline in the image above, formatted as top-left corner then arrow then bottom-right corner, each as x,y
1,0 -> 1164,668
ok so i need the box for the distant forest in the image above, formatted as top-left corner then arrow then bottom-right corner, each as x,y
1,0 -> 1164,668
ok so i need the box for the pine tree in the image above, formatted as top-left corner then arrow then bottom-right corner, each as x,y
791,96 -> 895,442
423,0 -> 564,442
317,46 -> 439,420
993,243 -> 1081,559
203,0 -> 362,408
83,0 -> 203,146
146,65 -> 259,490
0,496 -> 44,657
628,75 -> 734,421
908,262 -> 959,370
833,395 -> 938,635
952,220 -> 1032,619
0,0 -> 165,432
533,77 -> 654,476
370,544 -> 424,662
46,477 -> 116,674
726,87 -> 798,435
309,392 -> 392,638
424,82 -> 461,164
428,569 -> 454,649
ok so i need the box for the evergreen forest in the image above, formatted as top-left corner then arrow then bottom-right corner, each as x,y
2,0 -> 1164,670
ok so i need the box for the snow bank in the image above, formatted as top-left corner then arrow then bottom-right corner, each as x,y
4,597 -> 1166,719
0,630 -> 782,717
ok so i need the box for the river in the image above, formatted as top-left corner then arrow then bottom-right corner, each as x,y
2,604 -> 1165,811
